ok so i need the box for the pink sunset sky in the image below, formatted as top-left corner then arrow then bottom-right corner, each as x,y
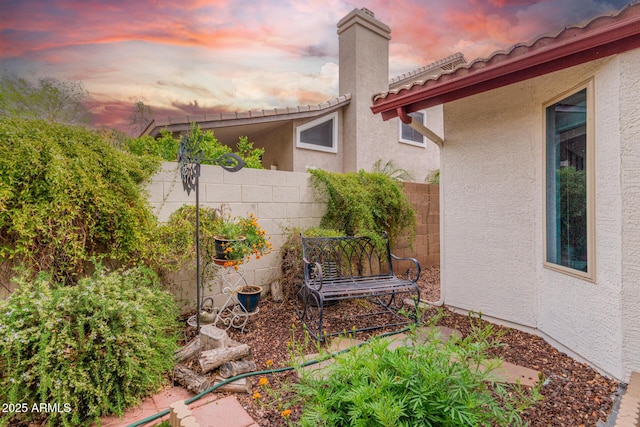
0,0 -> 631,133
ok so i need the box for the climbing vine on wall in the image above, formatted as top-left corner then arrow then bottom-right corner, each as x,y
309,168 -> 416,247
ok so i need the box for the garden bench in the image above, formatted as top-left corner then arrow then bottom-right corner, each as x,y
297,233 -> 421,341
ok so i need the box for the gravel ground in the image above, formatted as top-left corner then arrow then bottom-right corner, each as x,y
179,266 -> 620,426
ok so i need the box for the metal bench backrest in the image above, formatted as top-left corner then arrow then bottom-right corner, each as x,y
301,234 -> 393,281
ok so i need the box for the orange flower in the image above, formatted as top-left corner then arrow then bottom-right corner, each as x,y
265,359 -> 273,367
281,409 -> 291,418
258,377 -> 269,386
252,391 -> 261,400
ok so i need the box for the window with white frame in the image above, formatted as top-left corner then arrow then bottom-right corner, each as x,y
544,81 -> 594,279
296,112 -> 338,153
399,111 -> 426,146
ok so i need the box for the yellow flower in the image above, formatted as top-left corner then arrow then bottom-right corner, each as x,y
281,409 -> 291,418
252,391 -> 262,400
258,377 -> 269,386
265,359 -> 273,367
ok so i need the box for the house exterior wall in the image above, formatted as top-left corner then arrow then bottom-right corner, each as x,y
620,49 -> 640,378
441,53 -> 638,380
338,9 -> 391,174
291,112 -> 345,173
337,8 -> 440,181
255,122 -> 293,171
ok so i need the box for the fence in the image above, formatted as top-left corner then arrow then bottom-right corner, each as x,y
150,163 -> 439,312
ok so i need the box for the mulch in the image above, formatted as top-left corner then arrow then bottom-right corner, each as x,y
179,266 -> 621,426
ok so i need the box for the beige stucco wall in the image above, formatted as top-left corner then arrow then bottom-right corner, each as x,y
620,49 -> 640,378
292,112 -> 345,173
255,122 -> 293,171
441,52 -> 639,381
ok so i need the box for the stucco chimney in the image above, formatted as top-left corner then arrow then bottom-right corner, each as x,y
337,8 -> 391,172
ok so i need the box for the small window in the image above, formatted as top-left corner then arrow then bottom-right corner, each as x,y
399,111 -> 426,146
544,82 -> 594,279
296,112 -> 338,153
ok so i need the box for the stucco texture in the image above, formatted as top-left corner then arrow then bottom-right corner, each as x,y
441,51 -> 639,381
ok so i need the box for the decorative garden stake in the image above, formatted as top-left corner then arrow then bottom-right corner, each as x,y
178,126 -> 246,331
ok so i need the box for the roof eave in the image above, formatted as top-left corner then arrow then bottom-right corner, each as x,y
142,95 -> 351,137
372,14 -> 640,120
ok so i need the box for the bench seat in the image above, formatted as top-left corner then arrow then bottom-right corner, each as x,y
297,233 -> 421,340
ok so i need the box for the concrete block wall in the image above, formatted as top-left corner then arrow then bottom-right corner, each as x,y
148,162 -> 326,311
393,183 -> 440,268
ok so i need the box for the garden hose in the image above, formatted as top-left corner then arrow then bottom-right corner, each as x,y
125,326 -> 412,427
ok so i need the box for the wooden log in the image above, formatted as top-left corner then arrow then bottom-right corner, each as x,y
199,344 -> 251,373
213,376 -> 252,394
174,364 -> 214,394
200,325 -> 228,351
175,337 -> 201,362
218,360 -> 257,378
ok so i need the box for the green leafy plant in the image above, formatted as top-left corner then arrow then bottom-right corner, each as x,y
212,208 -> 272,267
0,266 -> 179,426
125,124 -> 265,169
293,324 -> 540,427
425,169 -> 440,184
309,169 -> 416,247
153,204 -> 222,273
372,159 -> 414,182
0,117 -> 161,284
0,73 -> 92,125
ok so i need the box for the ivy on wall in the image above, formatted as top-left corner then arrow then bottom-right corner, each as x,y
309,168 -> 416,247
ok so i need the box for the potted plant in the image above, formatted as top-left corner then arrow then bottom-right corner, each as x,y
236,285 -> 263,312
211,210 -> 273,268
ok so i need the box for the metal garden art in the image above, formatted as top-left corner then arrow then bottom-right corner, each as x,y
178,125 -> 246,331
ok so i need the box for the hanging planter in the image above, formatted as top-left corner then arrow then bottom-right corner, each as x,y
237,285 -> 262,313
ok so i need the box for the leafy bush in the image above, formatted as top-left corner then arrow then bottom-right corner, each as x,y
0,266 -> 179,426
153,204 -> 222,273
126,124 -> 265,169
309,169 -> 416,246
294,324 -> 540,426
425,169 -> 440,184
279,227 -> 343,301
0,117 -> 161,283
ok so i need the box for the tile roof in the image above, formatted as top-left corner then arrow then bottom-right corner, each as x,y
142,94 -> 351,136
389,52 -> 466,87
371,1 -> 640,119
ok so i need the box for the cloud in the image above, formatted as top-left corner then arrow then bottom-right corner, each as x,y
1,0 -> 629,130
156,81 -> 215,97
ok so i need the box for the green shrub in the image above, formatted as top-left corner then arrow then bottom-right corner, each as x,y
294,324 -> 540,426
0,266 -> 179,426
153,204 -> 222,273
126,124 -> 265,169
0,117 -> 161,283
309,169 -> 416,247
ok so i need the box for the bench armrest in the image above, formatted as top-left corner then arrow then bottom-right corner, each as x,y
302,257 -> 324,291
390,254 -> 422,282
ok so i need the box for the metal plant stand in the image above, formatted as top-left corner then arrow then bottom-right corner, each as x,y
213,260 -> 259,332
186,260 -> 259,332
178,125 -> 246,332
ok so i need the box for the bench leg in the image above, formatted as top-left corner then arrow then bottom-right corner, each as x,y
295,287 -> 325,341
